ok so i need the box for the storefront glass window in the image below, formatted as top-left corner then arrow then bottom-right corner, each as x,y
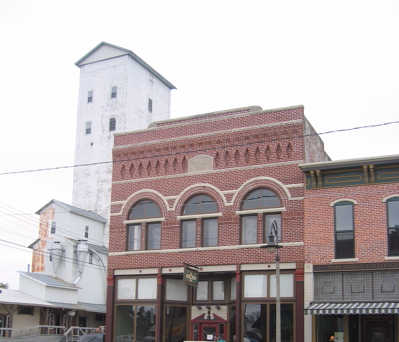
316,315 -> 343,342
117,278 -> 136,300
166,279 -> 188,301
164,306 -> 187,342
138,278 -> 157,299
213,281 -> 225,300
244,274 -> 267,298
243,304 -> 266,342
269,304 -> 293,342
270,274 -> 294,297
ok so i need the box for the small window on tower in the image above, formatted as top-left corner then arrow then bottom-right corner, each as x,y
149,74 -> 154,85
85,225 -> 89,238
111,86 -> 117,98
87,91 -> 93,103
109,118 -> 116,132
148,98 -> 153,113
85,122 -> 92,135
50,222 -> 56,234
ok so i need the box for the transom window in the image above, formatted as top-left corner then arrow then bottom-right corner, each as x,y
240,188 -> 282,244
181,195 -> 218,248
127,200 -> 162,251
334,201 -> 355,259
387,197 -> 399,256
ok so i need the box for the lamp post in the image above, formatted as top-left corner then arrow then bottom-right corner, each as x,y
260,219 -> 283,342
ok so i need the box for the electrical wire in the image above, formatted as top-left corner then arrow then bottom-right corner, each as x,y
0,119 -> 398,176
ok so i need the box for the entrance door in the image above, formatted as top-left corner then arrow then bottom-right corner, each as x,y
363,318 -> 394,342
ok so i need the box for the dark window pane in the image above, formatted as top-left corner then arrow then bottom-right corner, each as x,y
242,188 -> 281,210
388,228 -> 399,256
243,304 -> 266,342
336,231 -> 354,259
147,223 -> 161,250
335,204 -> 353,231
388,199 -> 399,228
183,195 -> 217,215
130,200 -> 161,219
182,220 -> 196,248
264,214 -> 281,243
269,304 -> 294,342
109,118 -> 116,131
203,219 -> 218,247
242,216 -> 257,244
164,306 -> 187,342
335,202 -> 354,259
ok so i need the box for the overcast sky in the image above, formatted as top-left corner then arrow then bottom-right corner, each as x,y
0,0 -> 398,289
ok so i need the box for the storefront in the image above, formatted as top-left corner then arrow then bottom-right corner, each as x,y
305,263 -> 399,342
111,265 -> 302,342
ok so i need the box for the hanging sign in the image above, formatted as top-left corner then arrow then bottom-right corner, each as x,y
183,266 -> 199,286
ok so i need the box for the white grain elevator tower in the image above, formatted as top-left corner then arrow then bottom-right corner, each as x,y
72,42 -> 175,244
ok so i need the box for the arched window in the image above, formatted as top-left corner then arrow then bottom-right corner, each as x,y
387,197 -> 399,256
240,188 -> 282,245
181,195 -> 218,248
334,201 -> 355,259
127,200 -> 161,251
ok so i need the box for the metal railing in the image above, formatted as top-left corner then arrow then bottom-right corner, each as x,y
0,325 -> 97,341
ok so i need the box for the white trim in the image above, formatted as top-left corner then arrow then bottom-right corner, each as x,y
330,198 -> 358,206
235,207 -> 286,216
124,218 -> 165,224
331,258 -> 359,263
382,194 -> 399,203
177,213 -> 223,221
109,241 -> 304,256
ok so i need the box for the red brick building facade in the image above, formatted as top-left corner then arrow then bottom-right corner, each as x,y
106,105 -> 330,342
301,155 -> 399,342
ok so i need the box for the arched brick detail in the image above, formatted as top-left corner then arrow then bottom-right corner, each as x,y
172,184 -> 226,216
231,177 -> 291,211
120,190 -> 168,219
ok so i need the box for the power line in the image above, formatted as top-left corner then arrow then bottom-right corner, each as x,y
1,119 -> 398,176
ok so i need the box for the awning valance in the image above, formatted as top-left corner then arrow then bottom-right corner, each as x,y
305,302 -> 399,315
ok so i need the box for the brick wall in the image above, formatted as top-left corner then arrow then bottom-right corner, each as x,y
108,105 -> 329,274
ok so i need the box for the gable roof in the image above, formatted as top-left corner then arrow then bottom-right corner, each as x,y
75,41 -> 176,90
36,199 -> 107,223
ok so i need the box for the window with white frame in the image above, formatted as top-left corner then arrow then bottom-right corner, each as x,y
127,199 -> 162,251
87,90 -> 93,103
334,201 -> 355,259
181,194 -> 219,248
387,197 -> 399,256
240,188 -> 282,245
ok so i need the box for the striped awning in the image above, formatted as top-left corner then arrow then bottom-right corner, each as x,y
305,302 -> 399,315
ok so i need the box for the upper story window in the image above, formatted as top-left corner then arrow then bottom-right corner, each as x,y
109,118 -> 116,132
387,197 -> 399,256
111,86 -> 117,98
127,200 -> 162,251
85,121 -> 92,135
240,188 -> 282,245
87,91 -> 93,103
85,225 -> 89,238
50,221 -> 56,234
181,195 -> 218,248
148,98 -> 153,113
334,201 -> 355,259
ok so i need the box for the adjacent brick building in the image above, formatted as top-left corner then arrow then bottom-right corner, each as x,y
300,155 -> 399,342
106,105 -> 330,342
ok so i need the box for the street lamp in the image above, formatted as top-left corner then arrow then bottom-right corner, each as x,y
260,219 -> 283,342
